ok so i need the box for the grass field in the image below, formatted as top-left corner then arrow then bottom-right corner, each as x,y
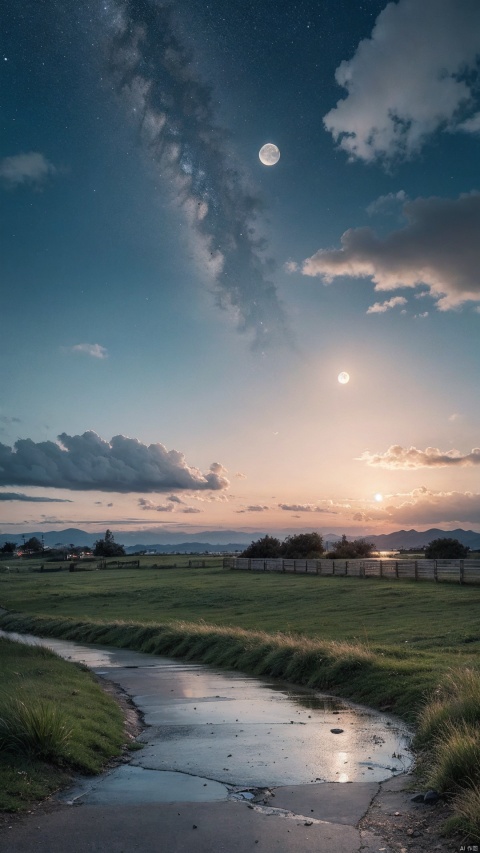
1,559 -> 479,838
0,636 -> 126,813
1,560 -> 480,653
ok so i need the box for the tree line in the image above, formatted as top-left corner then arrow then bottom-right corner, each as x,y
241,533 -> 470,560
241,533 -> 375,559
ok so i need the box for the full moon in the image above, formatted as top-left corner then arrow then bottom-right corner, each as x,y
259,143 -> 280,166
338,372 -> 350,384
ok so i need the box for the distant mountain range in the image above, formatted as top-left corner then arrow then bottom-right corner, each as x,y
355,528 -> 480,550
1,526 -> 480,552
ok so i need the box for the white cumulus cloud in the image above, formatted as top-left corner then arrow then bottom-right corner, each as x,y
68,343 -> 109,359
366,296 -> 407,314
323,0 -> 480,164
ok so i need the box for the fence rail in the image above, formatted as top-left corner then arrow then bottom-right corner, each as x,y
223,556 -> 480,585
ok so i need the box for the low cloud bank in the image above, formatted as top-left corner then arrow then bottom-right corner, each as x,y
0,431 -> 229,493
359,445 -> 480,469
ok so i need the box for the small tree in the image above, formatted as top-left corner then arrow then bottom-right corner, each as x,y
93,529 -> 125,557
241,535 -> 283,558
425,537 -> 469,559
24,536 -> 43,553
327,534 -> 374,559
281,532 -> 323,559
1,542 -> 16,554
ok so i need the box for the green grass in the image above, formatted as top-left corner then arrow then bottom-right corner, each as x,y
1,563 -> 480,837
0,697 -> 72,762
1,562 -> 480,652
0,636 -> 125,813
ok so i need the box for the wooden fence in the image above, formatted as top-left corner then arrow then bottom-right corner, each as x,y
223,556 -> 480,585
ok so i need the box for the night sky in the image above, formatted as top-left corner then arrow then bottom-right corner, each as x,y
2,0 -> 480,537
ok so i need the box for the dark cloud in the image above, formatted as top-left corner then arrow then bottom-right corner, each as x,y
0,416 -> 21,425
303,192 -> 480,310
0,492 -> 72,503
138,497 -> 175,512
236,504 -> 270,513
104,0 -> 288,348
0,431 -> 229,493
278,503 -> 331,513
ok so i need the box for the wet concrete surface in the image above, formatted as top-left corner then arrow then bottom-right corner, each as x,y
0,630 -> 440,853
60,766 -> 229,805
0,630 -> 412,805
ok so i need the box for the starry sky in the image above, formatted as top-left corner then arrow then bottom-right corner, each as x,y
2,0 -> 480,539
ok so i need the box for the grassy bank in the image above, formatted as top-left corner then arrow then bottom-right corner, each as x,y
0,636 -> 126,813
0,565 -> 479,838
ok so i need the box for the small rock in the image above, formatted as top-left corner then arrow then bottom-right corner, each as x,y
192,825 -> 198,829
411,793 -> 425,803
330,728 -> 344,734
304,820 -> 313,826
424,790 -> 440,805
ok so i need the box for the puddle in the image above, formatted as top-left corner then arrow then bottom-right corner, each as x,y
0,629 -> 412,800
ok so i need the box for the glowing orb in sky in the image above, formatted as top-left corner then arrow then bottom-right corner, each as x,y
374,493 -> 383,502
338,372 -> 350,384
259,143 -> 280,166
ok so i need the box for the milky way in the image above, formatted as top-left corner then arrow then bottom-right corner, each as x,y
101,0 -> 289,349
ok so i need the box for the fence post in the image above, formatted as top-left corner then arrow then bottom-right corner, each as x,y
282,559 -> 285,573
395,561 -> 399,579
414,560 -> 418,581
263,560 -> 266,572
460,560 -> 464,585
332,560 -> 335,576
345,560 -> 348,576
379,560 -> 383,578
434,560 -> 438,582
293,560 -> 296,573
248,558 -> 251,571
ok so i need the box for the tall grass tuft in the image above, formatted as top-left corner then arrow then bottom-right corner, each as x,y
415,668 -> 480,748
452,784 -> 480,842
426,721 -> 480,795
0,698 -> 72,763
